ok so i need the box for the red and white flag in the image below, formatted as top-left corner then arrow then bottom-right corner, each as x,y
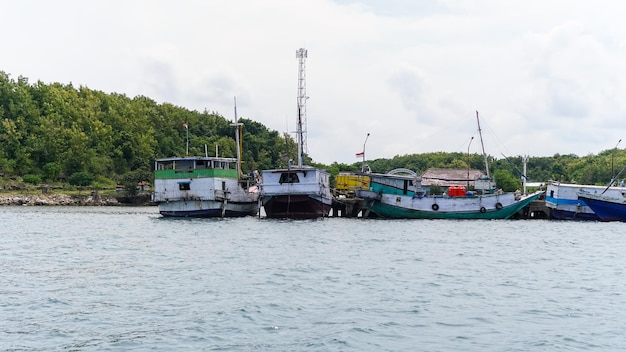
355,151 -> 364,158
183,123 -> 188,128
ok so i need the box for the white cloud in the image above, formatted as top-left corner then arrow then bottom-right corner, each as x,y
2,0 -> 626,168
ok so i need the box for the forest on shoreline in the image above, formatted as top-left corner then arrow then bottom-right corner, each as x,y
2,71 -> 626,193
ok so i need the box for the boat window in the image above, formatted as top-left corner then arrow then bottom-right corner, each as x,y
160,162 -> 175,170
279,172 -> 300,184
179,182 -> 190,191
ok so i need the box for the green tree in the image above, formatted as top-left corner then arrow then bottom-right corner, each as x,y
22,174 -> 42,185
494,170 -> 520,192
68,171 -> 94,187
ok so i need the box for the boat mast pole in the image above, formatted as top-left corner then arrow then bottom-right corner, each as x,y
231,96 -> 243,178
296,106 -> 303,167
185,122 -> 189,156
467,136 -> 474,189
362,132 -> 370,172
476,111 -> 490,180
603,163 -> 626,194
612,139 -> 621,179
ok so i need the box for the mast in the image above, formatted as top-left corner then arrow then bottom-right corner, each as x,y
297,106 -> 304,167
522,155 -> 528,193
476,111 -> 490,180
231,96 -> 243,178
602,163 -> 626,194
296,48 -> 308,167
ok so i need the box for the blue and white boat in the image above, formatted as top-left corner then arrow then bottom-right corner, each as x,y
545,182 -> 604,220
575,164 -> 626,221
546,182 -> 626,220
577,191 -> 626,222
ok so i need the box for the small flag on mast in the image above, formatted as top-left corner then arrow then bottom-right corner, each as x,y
355,151 -> 364,158
183,123 -> 188,128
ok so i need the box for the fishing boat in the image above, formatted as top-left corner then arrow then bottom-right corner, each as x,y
577,191 -> 626,222
576,163 -> 626,221
544,182 -> 626,220
260,165 -> 332,218
545,182 -> 603,220
152,99 -> 259,217
357,169 -> 542,219
356,111 -> 543,219
259,48 -> 332,218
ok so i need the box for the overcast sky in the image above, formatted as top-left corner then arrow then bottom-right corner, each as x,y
2,0 -> 626,165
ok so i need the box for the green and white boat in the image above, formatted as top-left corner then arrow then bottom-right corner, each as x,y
357,170 -> 542,220
356,111 -> 543,219
152,156 -> 259,217
152,98 -> 259,217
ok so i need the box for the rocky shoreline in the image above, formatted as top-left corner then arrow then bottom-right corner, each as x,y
0,193 -> 154,206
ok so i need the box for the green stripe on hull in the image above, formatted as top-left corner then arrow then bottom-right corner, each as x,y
155,168 -> 238,179
369,193 -> 541,219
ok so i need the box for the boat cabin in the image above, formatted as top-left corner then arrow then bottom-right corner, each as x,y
154,157 -> 236,171
260,167 -> 331,196
369,173 -> 423,196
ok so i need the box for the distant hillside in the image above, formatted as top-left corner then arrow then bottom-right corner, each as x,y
0,71 -> 298,190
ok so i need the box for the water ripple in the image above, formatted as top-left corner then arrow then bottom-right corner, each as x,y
1,209 -> 626,351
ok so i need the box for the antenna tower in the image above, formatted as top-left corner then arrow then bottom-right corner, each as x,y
296,48 -> 308,166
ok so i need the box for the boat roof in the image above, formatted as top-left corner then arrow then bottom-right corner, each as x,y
368,172 -> 417,180
155,156 -> 237,163
262,166 -> 328,173
548,181 -> 608,188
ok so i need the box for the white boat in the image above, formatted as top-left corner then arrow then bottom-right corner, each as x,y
259,48 -> 332,218
152,98 -> 259,217
153,156 -> 259,217
260,165 -> 332,218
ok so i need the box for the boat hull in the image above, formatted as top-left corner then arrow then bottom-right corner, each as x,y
158,199 -> 258,218
358,190 -> 542,220
548,208 -> 599,221
578,194 -> 626,222
262,195 -> 330,219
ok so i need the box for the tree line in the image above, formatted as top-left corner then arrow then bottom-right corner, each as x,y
0,72 -> 297,191
1,71 -> 625,192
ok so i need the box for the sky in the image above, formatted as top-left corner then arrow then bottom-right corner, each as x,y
2,0 -> 626,165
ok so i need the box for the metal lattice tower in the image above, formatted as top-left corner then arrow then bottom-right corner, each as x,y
296,48 -> 308,166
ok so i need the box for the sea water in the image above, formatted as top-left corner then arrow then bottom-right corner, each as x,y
1,206 -> 625,351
